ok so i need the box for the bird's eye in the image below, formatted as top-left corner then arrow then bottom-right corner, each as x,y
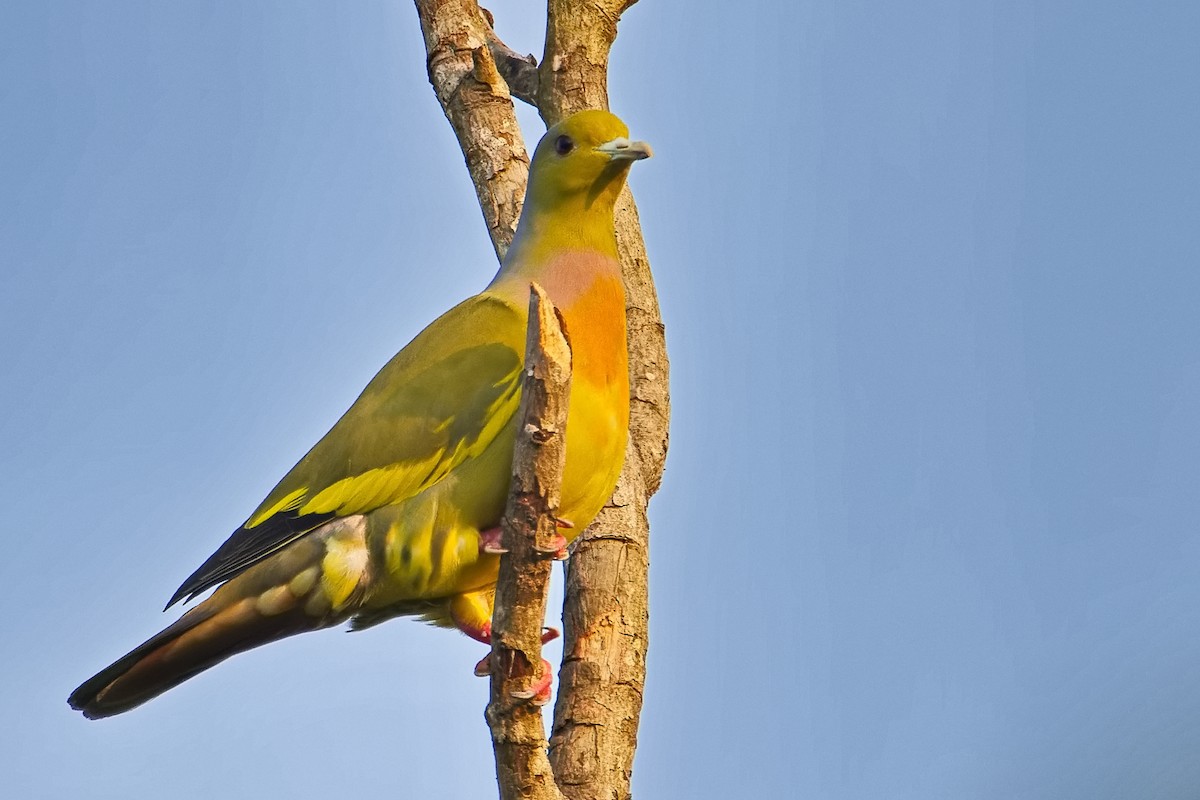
555,135 -> 575,156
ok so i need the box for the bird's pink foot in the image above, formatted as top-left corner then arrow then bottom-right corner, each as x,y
479,523 -> 572,560
472,627 -> 560,705
473,652 -> 491,677
478,526 -> 507,555
475,652 -> 555,705
510,658 -> 554,705
534,533 -> 570,561
543,518 -> 575,559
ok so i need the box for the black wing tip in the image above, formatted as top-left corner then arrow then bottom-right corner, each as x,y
163,587 -> 192,612
164,560 -> 214,611
164,511 -> 338,611
163,530 -> 248,612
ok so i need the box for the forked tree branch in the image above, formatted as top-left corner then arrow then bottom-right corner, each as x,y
413,2 -> 668,799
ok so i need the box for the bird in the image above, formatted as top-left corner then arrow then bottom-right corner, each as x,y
68,109 -> 652,719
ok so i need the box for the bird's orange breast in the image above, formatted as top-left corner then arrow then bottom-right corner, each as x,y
555,271 -> 629,532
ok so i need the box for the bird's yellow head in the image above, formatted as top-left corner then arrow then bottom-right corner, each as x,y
527,110 -> 652,213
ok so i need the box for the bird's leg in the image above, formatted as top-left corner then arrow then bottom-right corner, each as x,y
478,519 -> 574,560
450,588 -> 558,703
471,627 -> 560,705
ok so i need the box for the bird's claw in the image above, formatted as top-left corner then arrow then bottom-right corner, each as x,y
480,524 -> 571,557
473,628 -> 558,688
474,653 -> 555,705
534,533 -> 569,560
473,653 -> 491,677
478,527 -> 508,555
509,658 -> 554,704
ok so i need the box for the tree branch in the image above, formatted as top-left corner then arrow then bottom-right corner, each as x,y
414,0 -> 529,259
413,3 -> 669,798
480,8 -> 541,108
486,284 -> 572,800
539,3 -> 669,799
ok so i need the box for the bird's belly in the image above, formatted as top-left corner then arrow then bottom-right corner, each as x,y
363,431 -> 513,605
363,338 -> 628,606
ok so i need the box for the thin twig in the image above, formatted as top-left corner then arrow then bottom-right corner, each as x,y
486,284 -> 572,800
480,7 -> 541,107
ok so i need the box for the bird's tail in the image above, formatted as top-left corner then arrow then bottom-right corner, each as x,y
69,518 -> 370,719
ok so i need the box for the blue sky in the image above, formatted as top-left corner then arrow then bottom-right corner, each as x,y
3,2 -> 1199,798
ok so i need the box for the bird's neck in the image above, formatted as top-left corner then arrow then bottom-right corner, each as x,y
506,193 -> 620,260
488,200 -> 622,306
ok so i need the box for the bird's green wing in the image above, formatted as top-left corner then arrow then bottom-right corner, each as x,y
167,293 -> 525,607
